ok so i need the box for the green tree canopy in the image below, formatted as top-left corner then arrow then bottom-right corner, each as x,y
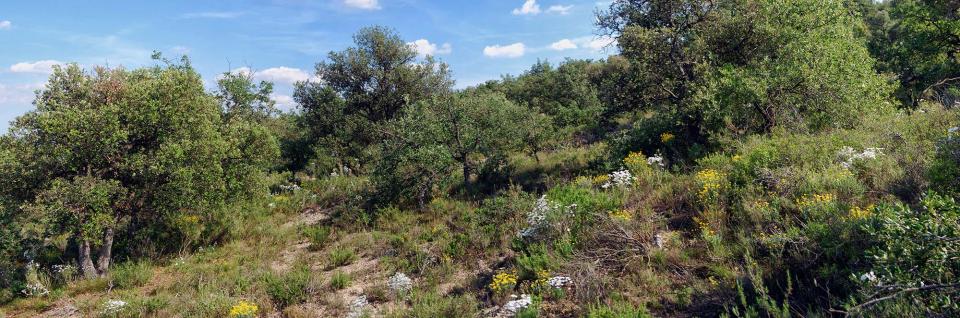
1,60 -> 277,277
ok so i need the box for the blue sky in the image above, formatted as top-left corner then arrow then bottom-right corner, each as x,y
0,0 -> 617,131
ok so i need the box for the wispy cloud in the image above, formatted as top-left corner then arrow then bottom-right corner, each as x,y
344,0 -> 381,10
9,60 -> 64,74
228,66 -> 318,84
547,5 -> 573,15
549,39 -> 577,51
179,11 -> 246,19
512,0 -> 541,15
484,43 -> 526,58
408,39 -> 452,57
0,20 -> 11,30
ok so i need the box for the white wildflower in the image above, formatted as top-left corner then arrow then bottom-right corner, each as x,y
646,154 -> 665,168
603,169 -> 634,188
838,146 -> 883,169
519,196 -> 576,238
346,295 -> 368,318
502,294 -> 533,314
21,282 -> 49,297
547,276 -> 572,288
388,272 -> 413,294
859,271 -> 877,283
102,300 -> 127,315
654,232 -> 667,249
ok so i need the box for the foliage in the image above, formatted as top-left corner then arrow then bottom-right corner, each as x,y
375,91 -> 530,205
109,261 -> 154,290
847,193 -> 960,316
263,266 -> 312,308
295,26 -> 453,172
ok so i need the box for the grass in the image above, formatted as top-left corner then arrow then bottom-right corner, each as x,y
329,271 -> 351,290
327,246 -> 356,268
109,261 -> 154,290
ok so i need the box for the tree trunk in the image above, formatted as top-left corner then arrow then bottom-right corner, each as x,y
462,162 -> 471,193
95,228 -> 114,277
78,240 -> 98,279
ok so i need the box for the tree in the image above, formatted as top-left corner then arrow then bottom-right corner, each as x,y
597,0 -> 893,144
296,26 -> 453,172
216,71 -> 277,122
1,59 -> 277,277
871,0 -> 960,106
376,92 -> 529,205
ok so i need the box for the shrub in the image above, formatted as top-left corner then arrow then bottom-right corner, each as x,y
387,291 -> 479,318
301,225 -> 331,250
263,267 -> 312,308
329,271 -> 351,290
109,262 -> 154,289
328,247 -> 356,268
586,300 -> 652,318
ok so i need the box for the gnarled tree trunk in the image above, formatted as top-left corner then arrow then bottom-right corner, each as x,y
95,228 -> 114,277
78,240 -> 98,279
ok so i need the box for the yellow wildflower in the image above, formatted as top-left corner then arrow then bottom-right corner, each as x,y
660,132 -> 675,143
796,193 -> 835,209
489,271 -> 518,294
229,301 -> 258,318
609,209 -> 633,222
695,169 -> 726,204
623,151 -> 646,168
848,204 -> 875,220
592,174 -> 610,186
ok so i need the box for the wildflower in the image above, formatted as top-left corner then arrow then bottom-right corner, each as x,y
624,151 -> 647,169
229,301 -> 258,318
732,155 -> 743,162
102,300 -> 127,316
694,216 -> 716,237
646,154 -> 665,168
838,146 -> 883,169
654,232 -> 667,248
489,271 -> 518,294
848,204 -> 875,220
346,295 -> 368,318
708,276 -> 719,287
660,132 -> 675,143
603,169 -> 634,189
388,272 -> 413,294
859,271 -> 878,284
592,174 -> 610,187
547,276 -> 572,288
519,196 -> 575,239
21,282 -> 49,297
502,294 -> 533,314
796,193 -> 835,209
696,169 -> 725,204
609,209 -> 633,221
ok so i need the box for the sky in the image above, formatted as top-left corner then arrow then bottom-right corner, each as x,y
0,0 -> 618,132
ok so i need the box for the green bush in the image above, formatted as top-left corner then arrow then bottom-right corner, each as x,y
301,225 -> 331,249
329,271 -> 351,290
387,291 -> 479,318
263,267 -> 312,308
109,262 -> 154,289
586,300 -> 652,318
328,246 -> 356,268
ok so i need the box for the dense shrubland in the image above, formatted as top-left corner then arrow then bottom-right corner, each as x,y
1,0 -> 959,317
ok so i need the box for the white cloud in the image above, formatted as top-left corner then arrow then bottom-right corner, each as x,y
512,0 -> 541,15
0,21 -> 11,30
271,94 -> 296,110
549,39 -> 578,51
547,5 -> 573,15
483,43 -> 526,58
9,60 -> 64,74
228,67 -> 318,84
584,35 -> 617,51
180,11 -> 245,19
344,0 -> 381,10
170,46 -> 191,55
257,67 -> 314,84
0,82 -> 43,104
408,39 -> 452,57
